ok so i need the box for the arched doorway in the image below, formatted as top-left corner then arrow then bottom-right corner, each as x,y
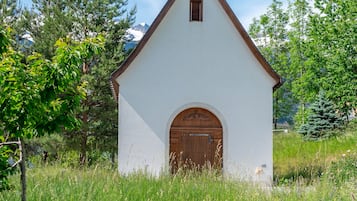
169,108 -> 223,172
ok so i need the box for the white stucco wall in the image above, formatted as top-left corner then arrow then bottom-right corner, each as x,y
117,0 -> 276,184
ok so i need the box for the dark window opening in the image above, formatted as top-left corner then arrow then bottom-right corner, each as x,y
190,0 -> 203,21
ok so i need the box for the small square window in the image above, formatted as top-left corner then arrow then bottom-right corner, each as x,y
190,0 -> 203,21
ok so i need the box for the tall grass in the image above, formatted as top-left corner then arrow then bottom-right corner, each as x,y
0,165 -> 268,201
1,121 -> 356,200
273,122 -> 357,184
1,164 -> 356,201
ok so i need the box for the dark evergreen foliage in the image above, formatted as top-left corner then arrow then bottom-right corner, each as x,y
299,91 -> 343,140
18,0 -> 135,166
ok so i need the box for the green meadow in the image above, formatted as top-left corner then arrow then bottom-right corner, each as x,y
1,121 -> 356,201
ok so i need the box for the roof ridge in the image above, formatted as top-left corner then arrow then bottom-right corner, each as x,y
110,0 -> 282,99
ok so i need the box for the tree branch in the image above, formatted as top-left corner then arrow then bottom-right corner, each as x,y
0,141 -> 21,146
0,139 -> 22,168
11,158 -> 22,168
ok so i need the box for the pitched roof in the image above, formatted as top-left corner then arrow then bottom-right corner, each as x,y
110,0 -> 282,99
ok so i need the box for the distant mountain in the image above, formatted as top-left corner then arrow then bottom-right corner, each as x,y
124,22 -> 149,51
15,23 -> 149,52
17,31 -> 34,51
131,23 -> 150,35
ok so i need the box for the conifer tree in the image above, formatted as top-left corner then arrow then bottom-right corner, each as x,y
21,0 -> 135,166
0,0 -> 19,25
299,91 -> 342,140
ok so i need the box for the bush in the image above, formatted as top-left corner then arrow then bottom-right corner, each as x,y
0,145 -> 17,191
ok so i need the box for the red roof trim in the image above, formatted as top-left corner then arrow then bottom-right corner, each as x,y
110,0 -> 282,99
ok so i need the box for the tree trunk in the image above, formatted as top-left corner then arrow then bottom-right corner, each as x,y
79,62 -> 90,167
19,139 -> 26,201
274,95 -> 279,129
111,151 -> 115,169
79,131 -> 87,166
301,103 -> 305,125
79,111 -> 88,166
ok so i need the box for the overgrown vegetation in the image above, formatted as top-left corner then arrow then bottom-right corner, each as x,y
274,119 -> 357,184
1,1 -> 134,199
19,0 -> 135,167
0,25 -> 104,200
1,0 -> 135,169
0,121 -> 355,200
0,155 -> 356,200
1,0 -> 356,199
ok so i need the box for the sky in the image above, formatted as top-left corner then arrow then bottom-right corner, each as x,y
20,0 -> 289,29
126,0 -> 289,28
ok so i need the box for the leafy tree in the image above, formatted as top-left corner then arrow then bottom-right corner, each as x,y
299,91 -> 343,140
307,0 -> 357,120
0,26 -> 16,191
249,0 -> 295,128
0,143 -> 16,191
287,0 -> 314,128
249,0 -> 356,128
0,25 -> 104,200
0,25 -> 10,53
23,0 -> 135,166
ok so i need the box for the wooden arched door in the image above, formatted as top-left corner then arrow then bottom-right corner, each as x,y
169,108 -> 223,172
